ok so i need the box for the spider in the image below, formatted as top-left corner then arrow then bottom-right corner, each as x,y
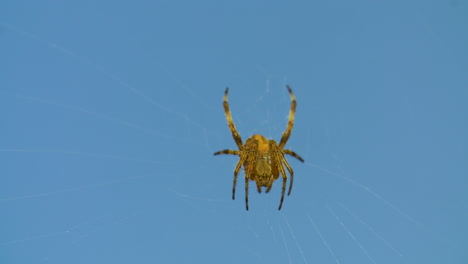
214,86 -> 304,210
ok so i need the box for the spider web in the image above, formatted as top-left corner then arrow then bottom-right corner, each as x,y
1,2 -> 467,263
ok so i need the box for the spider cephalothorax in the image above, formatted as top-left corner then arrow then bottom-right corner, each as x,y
214,86 -> 304,210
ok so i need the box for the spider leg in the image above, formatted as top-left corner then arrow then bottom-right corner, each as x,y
232,169 -> 239,200
283,149 -> 304,162
265,158 -> 284,193
266,152 -> 285,196
245,177 -> 249,211
279,86 -> 296,149
214,149 -> 240,156
269,140 -> 289,210
282,157 -> 294,196
232,154 -> 247,200
278,164 -> 287,210
222,88 -> 243,150
241,138 -> 258,208
265,141 -> 280,194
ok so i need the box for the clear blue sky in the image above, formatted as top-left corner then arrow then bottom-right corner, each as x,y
1,1 -> 467,263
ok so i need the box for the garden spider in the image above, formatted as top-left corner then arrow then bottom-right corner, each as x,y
214,86 -> 304,210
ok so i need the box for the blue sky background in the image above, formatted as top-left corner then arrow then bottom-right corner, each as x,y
1,1 -> 467,263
